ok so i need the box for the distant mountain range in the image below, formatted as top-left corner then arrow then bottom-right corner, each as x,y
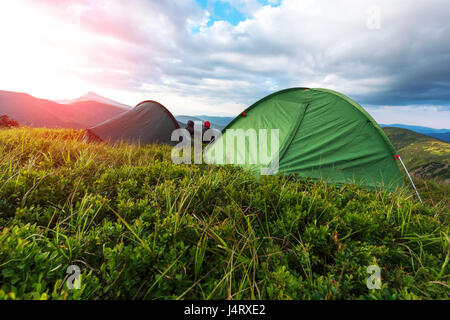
57,92 -> 131,110
175,117 -> 450,142
380,124 -> 450,142
380,123 -> 449,133
1,89 -> 449,143
422,132 -> 450,142
0,90 -> 125,129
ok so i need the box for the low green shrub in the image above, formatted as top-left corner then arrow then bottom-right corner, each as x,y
0,128 -> 448,300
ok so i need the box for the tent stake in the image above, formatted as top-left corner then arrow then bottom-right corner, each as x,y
397,156 -> 423,203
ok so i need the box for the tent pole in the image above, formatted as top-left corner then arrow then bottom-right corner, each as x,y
398,156 -> 423,203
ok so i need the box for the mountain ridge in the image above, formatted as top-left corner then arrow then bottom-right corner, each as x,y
56,92 -> 131,110
380,123 -> 449,133
382,126 -> 449,181
0,90 -> 125,129
1,89 -> 449,142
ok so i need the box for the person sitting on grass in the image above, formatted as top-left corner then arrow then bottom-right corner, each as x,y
202,121 -> 212,143
185,120 -> 195,137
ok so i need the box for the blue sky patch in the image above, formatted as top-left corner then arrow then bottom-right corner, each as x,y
194,0 -> 281,28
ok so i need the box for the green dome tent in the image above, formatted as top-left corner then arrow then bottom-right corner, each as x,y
84,100 -> 179,145
206,88 -> 407,192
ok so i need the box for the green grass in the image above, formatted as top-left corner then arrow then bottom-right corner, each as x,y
383,127 -> 450,181
382,127 -> 435,151
0,127 -> 448,300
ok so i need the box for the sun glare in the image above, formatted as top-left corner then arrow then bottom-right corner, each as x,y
0,1 -> 103,99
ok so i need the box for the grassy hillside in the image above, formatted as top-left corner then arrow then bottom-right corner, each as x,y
0,128 -> 448,300
383,127 -> 450,181
383,127 -> 433,150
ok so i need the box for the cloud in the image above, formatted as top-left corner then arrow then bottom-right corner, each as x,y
1,0 -> 449,126
179,0 -> 450,108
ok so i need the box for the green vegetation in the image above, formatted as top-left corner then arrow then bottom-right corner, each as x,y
382,127 -> 450,205
383,127 -> 450,182
0,127 -> 448,300
0,115 -> 19,128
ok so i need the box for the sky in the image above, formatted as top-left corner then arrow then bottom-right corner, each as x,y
0,0 -> 449,128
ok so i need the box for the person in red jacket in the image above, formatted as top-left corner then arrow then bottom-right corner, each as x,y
202,121 -> 211,143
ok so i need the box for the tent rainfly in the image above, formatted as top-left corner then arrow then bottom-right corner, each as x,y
84,100 -> 180,145
206,88 -> 408,192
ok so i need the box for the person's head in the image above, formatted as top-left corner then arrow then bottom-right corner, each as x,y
187,120 -> 194,127
204,121 -> 211,129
